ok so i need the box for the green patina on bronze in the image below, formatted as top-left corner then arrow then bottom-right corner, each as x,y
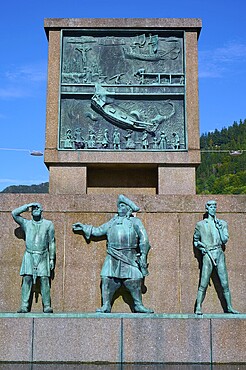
12,203 -> 56,313
194,200 -> 239,315
73,194 -> 154,313
59,29 -> 186,151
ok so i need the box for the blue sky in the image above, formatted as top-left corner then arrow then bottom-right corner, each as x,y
0,0 -> 245,191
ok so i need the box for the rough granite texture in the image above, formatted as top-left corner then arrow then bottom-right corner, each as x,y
0,194 -> 245,314
0,318 -> 33,362
33,318 -> 121,362
123,318 -> 211,363
0,313 -> 246,364
211,319 -> 246,363
44,18 -> 202,32
0,363 -> 243,369
158,167 -> 196,194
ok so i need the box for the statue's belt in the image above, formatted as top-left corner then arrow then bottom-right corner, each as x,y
26,248 -> 48,255
206,245 -> 222,251
107,246 -> 138,267
107,243 -> 137,249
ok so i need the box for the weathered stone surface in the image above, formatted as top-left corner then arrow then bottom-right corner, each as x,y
211,319 -> 246,363
158,167 -> 196,194
0,314 -> 246,363
49,166 -> 87,195
0,364 -> 243,369
0,318 -> 33,362
123,318 -> 211,363
44,18 -> 202,31
33,317 -> 121,362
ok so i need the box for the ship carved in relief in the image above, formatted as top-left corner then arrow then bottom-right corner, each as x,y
123,34 -> 181,62
91,84 -> 175,133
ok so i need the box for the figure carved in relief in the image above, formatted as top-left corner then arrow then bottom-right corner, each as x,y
113,129 -> 121,150
172,132 -> 180,149
102,128 -> 110,148
74,128 -> 85,149
64,129 -> 73,149
159,131 -> 167,149
152,136 -> 159,149
75,47 -> 91,69
142,131 -> 149,149
87,130 -> 96,149
125,130 -> 136,149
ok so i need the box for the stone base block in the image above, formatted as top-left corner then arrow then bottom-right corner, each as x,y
49,166 -> 87,194
158,166 -> 196,194
0,313 -> 246,364
48,165 -> 197,195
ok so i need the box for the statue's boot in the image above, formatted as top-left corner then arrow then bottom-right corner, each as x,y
96,304 -> 111,313
96,277 -> 113,313
124,279 -> 154,313
224,290 -> 239,314
40,277 -> 53,313
195,288 -> 205,315
17,275 -> 32,313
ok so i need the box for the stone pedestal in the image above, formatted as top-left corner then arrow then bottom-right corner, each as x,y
0,313 -> 246,364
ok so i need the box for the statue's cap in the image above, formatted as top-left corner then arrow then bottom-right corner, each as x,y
206,200 -> 217,207
31,203 -> 43,211
117,194 -> 140,212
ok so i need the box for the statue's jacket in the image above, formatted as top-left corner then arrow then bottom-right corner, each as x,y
194,218 -> 229,249
19,218 -> 55,277
84,215 -> 150,279
194,218 -> 229,264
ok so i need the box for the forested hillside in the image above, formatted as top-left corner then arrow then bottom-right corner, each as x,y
1,120 -> 245,194
1,182 -> 49,193
196,119 -> 246,194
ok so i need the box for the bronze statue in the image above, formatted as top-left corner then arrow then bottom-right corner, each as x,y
73,195 -> 154,313
12,203 -> 56,313
194,200 -> 239,315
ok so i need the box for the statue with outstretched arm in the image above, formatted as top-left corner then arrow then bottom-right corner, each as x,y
73,194 -> 154,313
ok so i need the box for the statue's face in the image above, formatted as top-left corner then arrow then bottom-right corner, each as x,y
32,205 -> 42,218
117,203 -> 130,217
206,202 -> 217,217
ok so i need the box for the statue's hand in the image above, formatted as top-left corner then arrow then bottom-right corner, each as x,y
215,219 -> 222,229
200,247 -> 206,255
50,259 -> 55,270
140,253 -> 147,266
26,202 -> 40,210
72,222 -> 84,231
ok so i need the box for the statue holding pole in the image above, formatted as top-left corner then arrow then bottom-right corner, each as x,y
194,200 -> 239,315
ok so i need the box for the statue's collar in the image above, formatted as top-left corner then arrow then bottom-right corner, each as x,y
32,219 -> 43,225
115,215 -> 133,225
